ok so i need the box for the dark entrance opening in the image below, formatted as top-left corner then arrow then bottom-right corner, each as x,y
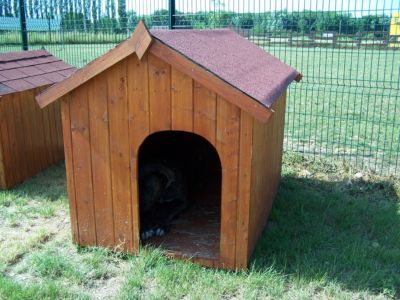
138,131 -> 222,260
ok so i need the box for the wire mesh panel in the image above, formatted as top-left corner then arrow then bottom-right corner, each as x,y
0,0 -> 399,175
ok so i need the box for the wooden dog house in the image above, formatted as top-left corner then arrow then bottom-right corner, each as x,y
36,21 -> 301,270
0,50 -> 75,189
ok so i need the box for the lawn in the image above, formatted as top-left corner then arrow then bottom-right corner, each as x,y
0,154 -> 399,299
1,42 -> 399,175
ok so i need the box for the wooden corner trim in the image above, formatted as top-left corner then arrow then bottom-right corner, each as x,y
149,40 -> 273,123
36,20 -> 152,108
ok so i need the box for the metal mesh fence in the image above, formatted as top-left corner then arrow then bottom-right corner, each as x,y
0,0 -> 399,175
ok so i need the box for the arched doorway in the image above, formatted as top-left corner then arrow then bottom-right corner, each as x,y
138,131 -> 222,259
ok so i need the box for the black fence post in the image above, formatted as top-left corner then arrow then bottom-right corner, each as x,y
19,0 -> 28,50
168,0 -> 176,29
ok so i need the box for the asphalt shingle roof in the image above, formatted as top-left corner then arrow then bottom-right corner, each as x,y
0,50 -> 75,96
151,29 -> 300,109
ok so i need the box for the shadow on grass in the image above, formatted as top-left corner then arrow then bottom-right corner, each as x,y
10,162 -> 67,202
252,174 -> 400,297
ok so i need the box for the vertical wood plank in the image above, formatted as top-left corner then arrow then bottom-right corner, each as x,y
235,111 -> 253,268
0,99 -> 7,188
61,95 -> 79,242
18,90 -> 35,177
0,135 -> 5,189
171,68 -> 193,132
216,96 -> 240,269
248,92 -> 286,258
127,53 -> 150,251
12,92 -> 29,181
70,85 -> 96,246
48,102 -> 59,163
54,100 -> 65,160
107,60 -> 133,252
24,89 -> 43,171
32,87 -> 49,171
4,94 -> 20,186
88,73 -> 115,247
148,53 -> 171,132
193,81 -> 217,145
42,105 -> 55,165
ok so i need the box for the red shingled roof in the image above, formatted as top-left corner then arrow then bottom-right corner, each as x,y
151,29 -> 300,109
0,49 -> 75,96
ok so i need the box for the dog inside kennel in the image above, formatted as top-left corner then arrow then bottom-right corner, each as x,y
138,131 -> 222,260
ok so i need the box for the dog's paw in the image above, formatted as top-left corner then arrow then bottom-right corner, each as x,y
140,227 -> 166,240
140,229 -> 155,240
155,227 -> 166,237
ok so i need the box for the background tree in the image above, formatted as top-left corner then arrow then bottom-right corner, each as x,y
118,0 -> 127,32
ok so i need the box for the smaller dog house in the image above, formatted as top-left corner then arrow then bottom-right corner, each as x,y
0,50 -> 75,189
36,21 -> 301,270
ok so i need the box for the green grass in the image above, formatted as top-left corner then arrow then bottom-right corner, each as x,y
0,157 -> 399,299
0,276 -> 89,300
1,41 -> 398,175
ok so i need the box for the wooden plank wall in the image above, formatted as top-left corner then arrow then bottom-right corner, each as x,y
0,98 -> 7,188
63,53 -> 250,269
0,87 -> 64,189
247,92 -> 287,259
